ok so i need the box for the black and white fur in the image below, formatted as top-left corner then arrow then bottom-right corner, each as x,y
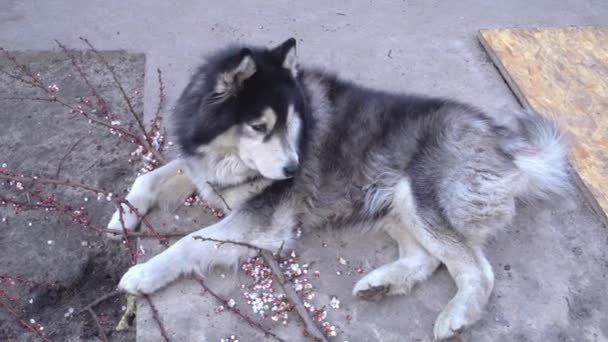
108,38 -> 571,340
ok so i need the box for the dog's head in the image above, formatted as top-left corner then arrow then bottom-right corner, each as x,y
175,38 -> 306,180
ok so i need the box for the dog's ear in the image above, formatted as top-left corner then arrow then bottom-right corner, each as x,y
214,48 -> 257,96
273,38 -> 297,76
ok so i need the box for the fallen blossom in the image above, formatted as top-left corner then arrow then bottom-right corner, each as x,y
329,296 -> 340,309
309,305 -> 327,321
322,321 -> 337,336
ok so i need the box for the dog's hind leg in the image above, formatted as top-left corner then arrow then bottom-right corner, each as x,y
353,226 -> 440,300
118,208 -> 293,295
392,178 -> 494,341
107,159 -> 195,233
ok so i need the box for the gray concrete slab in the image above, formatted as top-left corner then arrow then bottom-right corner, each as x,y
2,1 -> 608,341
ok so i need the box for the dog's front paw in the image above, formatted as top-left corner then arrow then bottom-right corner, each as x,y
433,295 -> 482,340
118,263 -> 168,295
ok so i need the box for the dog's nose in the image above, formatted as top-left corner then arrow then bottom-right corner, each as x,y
283,162 -> 299,177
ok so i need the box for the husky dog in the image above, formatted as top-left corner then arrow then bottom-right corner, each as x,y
109,38 -> 571,340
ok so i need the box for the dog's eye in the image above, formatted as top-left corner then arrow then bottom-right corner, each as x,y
250,124 -> 267,133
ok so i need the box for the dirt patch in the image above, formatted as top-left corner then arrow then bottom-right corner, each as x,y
0,49 -> 149,341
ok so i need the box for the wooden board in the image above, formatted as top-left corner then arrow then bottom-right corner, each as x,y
479,27 -> 608,222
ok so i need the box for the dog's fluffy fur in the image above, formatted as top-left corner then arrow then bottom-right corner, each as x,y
108,38 -> 571,340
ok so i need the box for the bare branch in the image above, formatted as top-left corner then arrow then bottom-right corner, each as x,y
106,231 -> 185,239
0,300 -> 54,342
86,308 -> 109,342
79,290 -> 122,314
54,40 -> 111,118
191,236 -> 329,341
78,37 -> 165,165
144,295 -> 170,342
1,47 -> 164,166
77,39 -> 145,134
262,250 -> 329,342
55,138 -> 84,178
153,68 -> 165,129
196,278 -> 285,342
0,171 -> 168,246
192,235 -> 259,250
205,181 -> 232,212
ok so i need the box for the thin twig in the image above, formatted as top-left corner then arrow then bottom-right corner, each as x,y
197,278 -> 285,342
0,68 -> 41,88
87,308 -> 109,342
54,40 -> 110,117
55,137 -> 84,178
0,172 -> 111,195
78,38 -> 145,134
205,181 -> 232,211
78,37 -> 165,165
262,250 -> 329,342
144,295 -> 170,342
0,193 -> 104,233
192,237 -> 328,341
79,290 -> 122,314
2,93 -> 140,142
106,231 -> 186,239
0,300 -> 54,342
153,68 -> 165,127
2,45 -> 164,165
192,235 -> 258,250
0,172 -> 168,246
116,201 -> 138,264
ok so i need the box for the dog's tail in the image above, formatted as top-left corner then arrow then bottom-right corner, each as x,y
498,109 -> 573,204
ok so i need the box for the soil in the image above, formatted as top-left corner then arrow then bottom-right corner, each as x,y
0,50 -> 149,342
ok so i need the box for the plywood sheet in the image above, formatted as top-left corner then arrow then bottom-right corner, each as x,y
479,26 -> 608,222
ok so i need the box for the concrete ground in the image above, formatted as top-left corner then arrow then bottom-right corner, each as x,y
2,1 -> 608,341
